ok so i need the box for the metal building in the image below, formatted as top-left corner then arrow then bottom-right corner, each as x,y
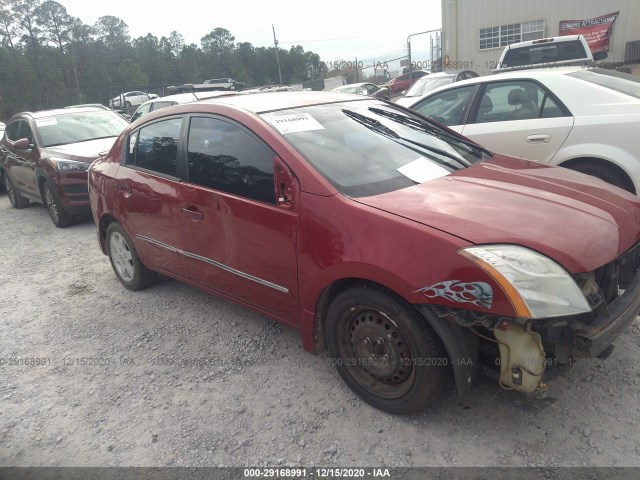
442,0 -> 640,74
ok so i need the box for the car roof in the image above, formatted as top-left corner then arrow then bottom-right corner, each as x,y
13,106 -> 110,119
136,91 -> 237,108
198,91 -> 369,113
427,66 -> 586,90
502,34 -> 583,51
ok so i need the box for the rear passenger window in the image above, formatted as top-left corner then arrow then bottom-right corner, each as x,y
186,117 -> 275,204
129,117 -> 182,177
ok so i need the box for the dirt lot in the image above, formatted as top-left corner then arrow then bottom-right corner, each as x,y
1,194 -> 640,469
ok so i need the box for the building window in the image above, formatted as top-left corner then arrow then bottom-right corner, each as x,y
480,20 -> 544,50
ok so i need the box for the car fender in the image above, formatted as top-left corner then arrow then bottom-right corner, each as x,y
551,143 -> 640,194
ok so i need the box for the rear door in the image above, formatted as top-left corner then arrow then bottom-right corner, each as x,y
177,115 -> 299,324
460,79 -> 574,163
115,115 -> 189,278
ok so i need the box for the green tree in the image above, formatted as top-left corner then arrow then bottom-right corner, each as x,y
118,58 -> 148,86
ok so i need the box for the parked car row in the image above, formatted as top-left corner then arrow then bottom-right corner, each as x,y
332,82 -> 390,100
0,107 -> 129,226
109,91 -> 159,109
3,87 -> 640,416
404,66 -> 640,194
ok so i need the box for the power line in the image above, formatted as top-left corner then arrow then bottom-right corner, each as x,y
278,35 -> 364,44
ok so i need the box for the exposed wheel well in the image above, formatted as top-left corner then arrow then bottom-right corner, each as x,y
37,175 -> 48,198
99,214 -> 119,253
559,157 -> 636,195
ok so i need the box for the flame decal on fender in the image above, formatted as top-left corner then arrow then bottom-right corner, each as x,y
416,280 -> 493,309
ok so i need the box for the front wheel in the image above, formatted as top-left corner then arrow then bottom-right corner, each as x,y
106,222 -> 158,290
42,182 -> 74,228
326,286 -> 449,414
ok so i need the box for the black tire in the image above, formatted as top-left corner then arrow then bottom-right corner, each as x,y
326,285 -> 449,414
4,173 -> 30,209
106,222 -> 158,290
41,181 -> 74,228
0,170 -> 4,193
565,162 -> 635,194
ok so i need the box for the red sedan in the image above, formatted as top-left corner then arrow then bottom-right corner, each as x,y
89,91 -> 640,414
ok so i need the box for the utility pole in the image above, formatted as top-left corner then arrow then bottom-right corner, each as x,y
272,24 -> 283,85
407,28 -> 442,73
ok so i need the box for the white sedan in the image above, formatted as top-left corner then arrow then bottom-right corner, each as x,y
407,67 -> 640,194
109,91 -> 158,109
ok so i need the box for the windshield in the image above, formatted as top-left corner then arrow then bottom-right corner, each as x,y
36,111 -> 129,147
405,77 -> 453,97
261,100 -> 490,197
502,40 -> 588,68
568,68 -> 640,100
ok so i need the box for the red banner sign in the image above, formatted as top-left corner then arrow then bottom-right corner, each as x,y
559,12 -> 619,53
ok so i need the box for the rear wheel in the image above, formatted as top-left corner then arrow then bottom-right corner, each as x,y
42,182 -> 74,228
106,222 -> 158,290
565,162 -> 635,194
326,285 -> 449,414
4,174 -> 29,209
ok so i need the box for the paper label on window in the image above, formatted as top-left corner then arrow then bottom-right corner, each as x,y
397,157 -> 449,183
36,118 -> 57,127
268,113 -> 324,134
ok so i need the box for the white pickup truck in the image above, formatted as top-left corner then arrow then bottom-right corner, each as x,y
492,35 -> 607,73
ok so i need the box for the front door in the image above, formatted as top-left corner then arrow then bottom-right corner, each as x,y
177,116 -> 299,324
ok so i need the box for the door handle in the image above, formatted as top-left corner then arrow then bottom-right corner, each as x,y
526,134 -> 551,144
180,207 -> 204,222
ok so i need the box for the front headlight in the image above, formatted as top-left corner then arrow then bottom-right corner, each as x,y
459,245 -> 591,319
48,158 -> 89,171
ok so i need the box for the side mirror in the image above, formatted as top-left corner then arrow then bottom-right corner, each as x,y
13,138 -> 32,150
594,51 -> 608,61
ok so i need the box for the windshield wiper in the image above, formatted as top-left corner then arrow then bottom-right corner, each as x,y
368,107 -> 493,158
342,109 -> 469,170
342,109 -> 400,139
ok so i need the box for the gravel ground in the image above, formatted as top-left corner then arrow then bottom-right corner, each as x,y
1,194 -> 640,469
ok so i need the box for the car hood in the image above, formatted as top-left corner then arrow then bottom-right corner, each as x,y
355,155 -> 640,273
41,137 -> 118,163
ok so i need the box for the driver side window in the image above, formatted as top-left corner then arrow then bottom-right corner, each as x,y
412,86 -> 476,127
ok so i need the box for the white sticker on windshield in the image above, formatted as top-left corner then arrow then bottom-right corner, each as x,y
269,113 -> 325,134
35,118 -> 57,127
397,157 -> 449,183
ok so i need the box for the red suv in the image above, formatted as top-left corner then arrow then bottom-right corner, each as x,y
89,92 -> 640,414
0,107 -> 128,227
383,70 -> 430,95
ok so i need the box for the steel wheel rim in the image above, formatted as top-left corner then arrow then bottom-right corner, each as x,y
44,186 -> 59,223
5,175 -> 15,204
109,232 -> 135,282
337,307 -> 416,399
